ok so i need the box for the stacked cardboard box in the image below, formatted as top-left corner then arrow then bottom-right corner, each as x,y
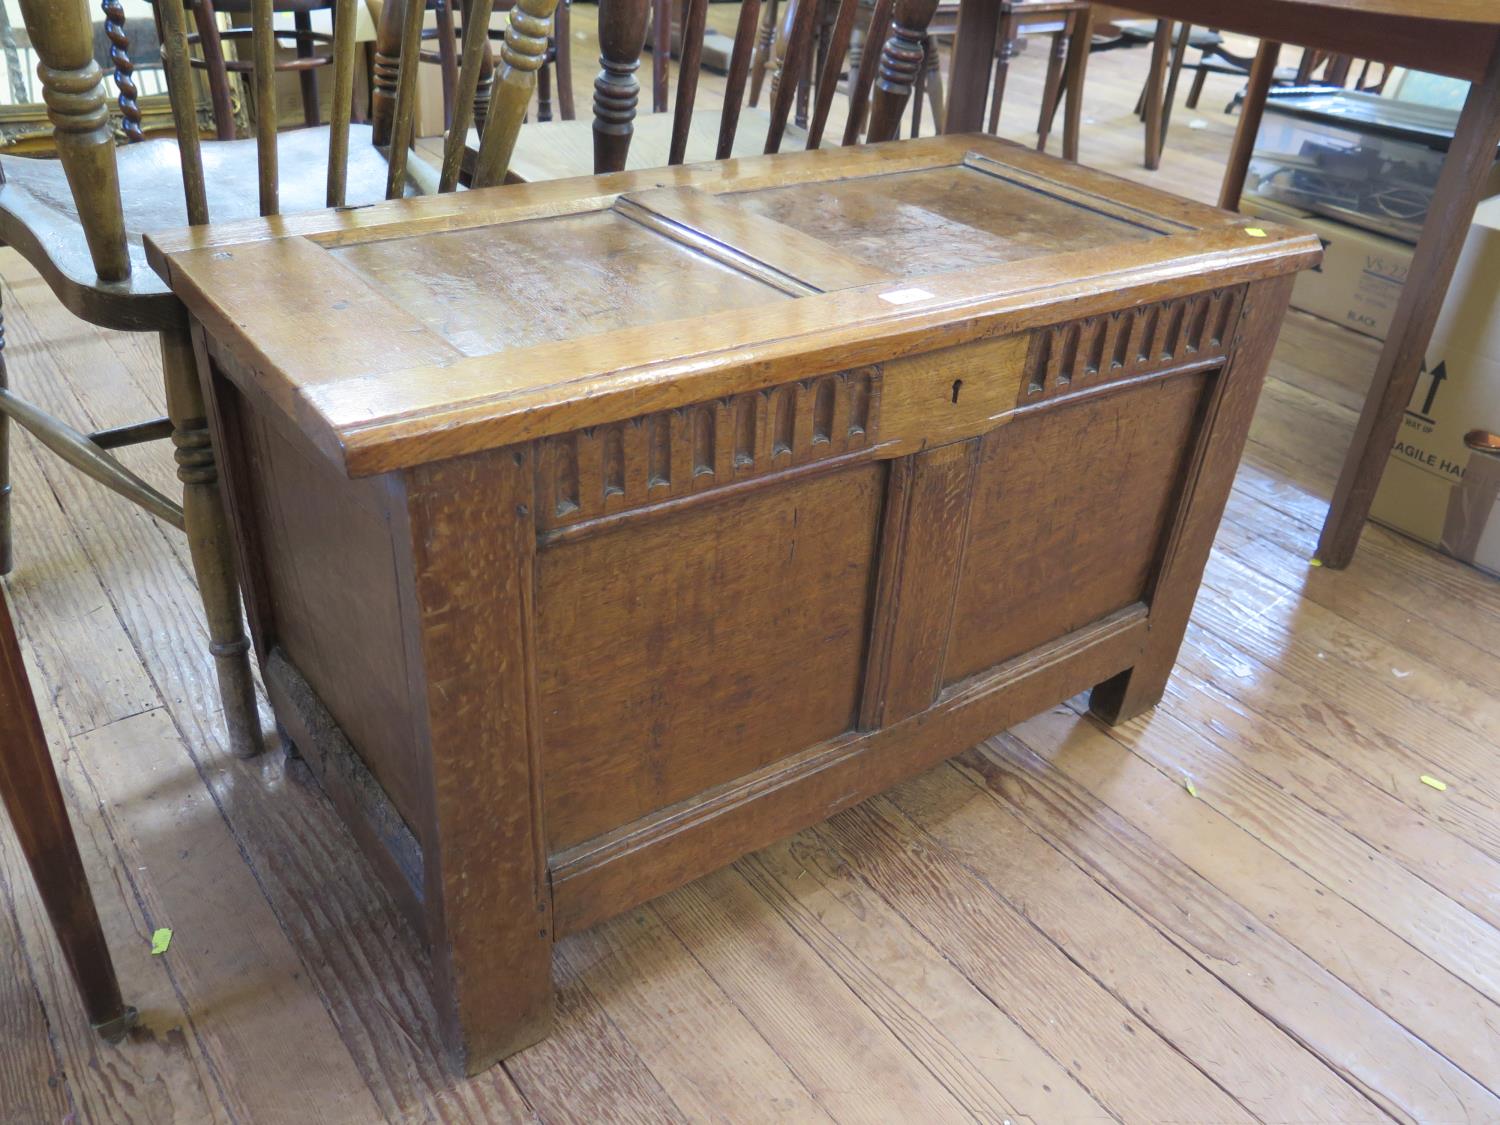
1370,196 -> 1500,577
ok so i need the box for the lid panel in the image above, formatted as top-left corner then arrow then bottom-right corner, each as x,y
329,209 -> 791,356
730,164 -> 1162,278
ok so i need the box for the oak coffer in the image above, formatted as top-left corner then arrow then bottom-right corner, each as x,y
145,134 -> 1320,1074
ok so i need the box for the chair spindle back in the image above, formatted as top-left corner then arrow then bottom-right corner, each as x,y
437,0 -> 500,192
251,0 -> 280,213
867,0 -> 940,142
18,0 -> 936,287
15,0 -> 132,281
716,0 -> 763,159
466,0 -> 560,187
461,0 -> 940,189
845,0 -> 893,145
762,0 -> 818,154
806,0 -> 860,149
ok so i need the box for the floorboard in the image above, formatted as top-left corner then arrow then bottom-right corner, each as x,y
4,19 -> 1499,1123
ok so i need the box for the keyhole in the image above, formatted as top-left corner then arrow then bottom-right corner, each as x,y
951,379 -> 963,404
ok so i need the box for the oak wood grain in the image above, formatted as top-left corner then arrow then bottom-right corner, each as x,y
9,34 -> 1500,1117
818,796 -> 1254,1121
995,712 -> 1500,1111
890,765 -> 1387,1121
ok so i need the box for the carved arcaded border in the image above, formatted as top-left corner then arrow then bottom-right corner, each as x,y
535,367 -> 882,529
1021,286 -> 1245,405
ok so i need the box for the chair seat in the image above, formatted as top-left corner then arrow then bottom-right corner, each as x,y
1115,20 -> 1223,49
497,107 -> 807,184
0,124 -> 391,328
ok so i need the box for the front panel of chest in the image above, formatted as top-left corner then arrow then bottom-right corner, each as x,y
527,284 -> 1246,855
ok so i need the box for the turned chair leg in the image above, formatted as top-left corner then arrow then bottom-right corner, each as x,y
748,0 -> 780,107
1035,19 -> 1070,151
987,14 -> 1017,134
0,286 -> 11,577
161,319 -> 260,760
924,35 -> 944,134
1186,65 -> 1207,109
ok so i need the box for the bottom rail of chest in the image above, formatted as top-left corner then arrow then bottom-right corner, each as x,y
263,600 -> 1147,941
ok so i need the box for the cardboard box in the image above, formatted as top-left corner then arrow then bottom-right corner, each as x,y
1247,192 -> 1413,342
1372,195 -> 1500,578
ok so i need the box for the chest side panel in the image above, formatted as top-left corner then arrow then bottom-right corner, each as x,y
227,381 -> 425,832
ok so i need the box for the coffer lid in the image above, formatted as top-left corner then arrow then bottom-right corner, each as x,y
146,134 -> 1320,477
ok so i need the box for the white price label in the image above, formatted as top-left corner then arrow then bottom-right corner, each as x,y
878,287 -> 935,306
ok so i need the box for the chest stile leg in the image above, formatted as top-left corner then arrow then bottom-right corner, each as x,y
397,446 -> 554,1075
1090,275 -> 1294,725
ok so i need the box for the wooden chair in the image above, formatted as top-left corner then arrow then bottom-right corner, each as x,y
928,0 -> 1089,157
1133,19 -> 1217,170
0,0 -> 445,759
170,0 -> 347,139
439,0 -> 940,185
1,584 -> 137,1043
802,0 -> 942,142
371,0 -> 574,152
1131,25 -> 1384,171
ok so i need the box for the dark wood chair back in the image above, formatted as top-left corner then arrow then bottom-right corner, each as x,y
451,0 -> 941,191
370,0 -> 574,151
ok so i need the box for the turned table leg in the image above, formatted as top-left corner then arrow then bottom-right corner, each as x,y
1318,41 -> 1500,568
1,589 -> 137,1041
162,317 -> 261,760
942,0 -> 999,132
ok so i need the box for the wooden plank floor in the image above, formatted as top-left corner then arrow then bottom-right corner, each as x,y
5,21 -> 1500,1123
